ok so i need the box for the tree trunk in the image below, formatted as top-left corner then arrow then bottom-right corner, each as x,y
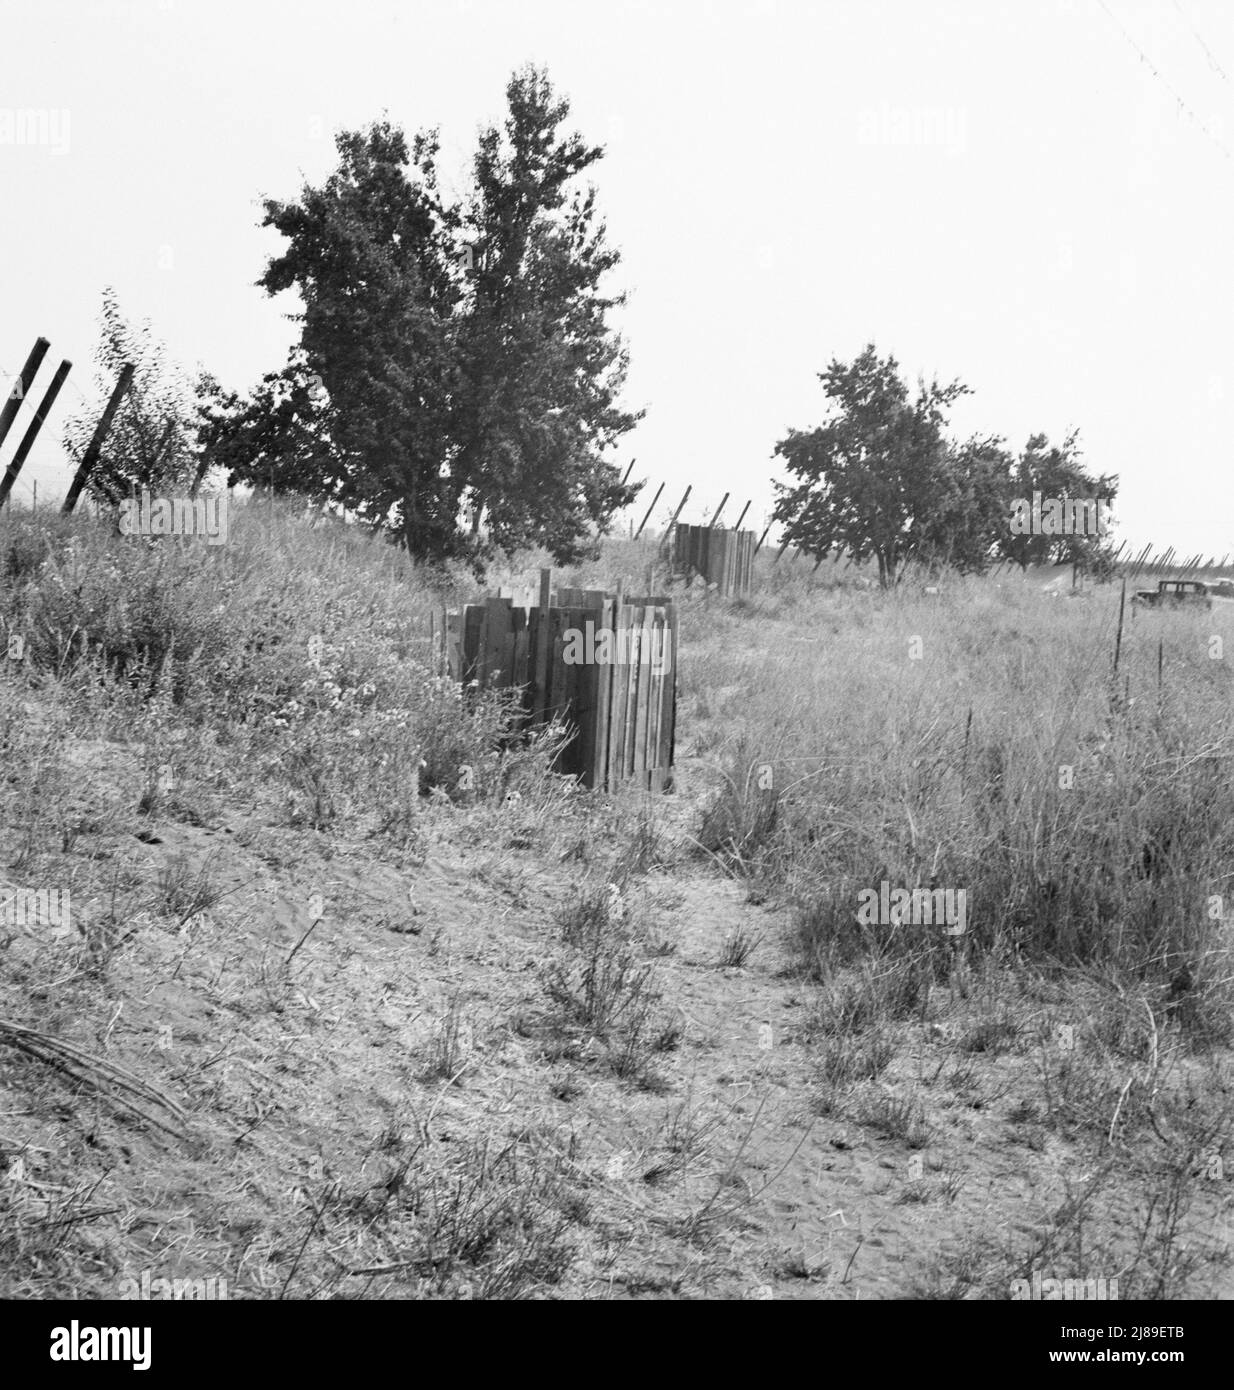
402,490 -> 419,558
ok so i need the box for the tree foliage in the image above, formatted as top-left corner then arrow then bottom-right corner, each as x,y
998,430 -> 1119,571
63,288 -> 204,503
772,346 -> 969,587
772,345 -> 1119,585
206,67 -> 640,567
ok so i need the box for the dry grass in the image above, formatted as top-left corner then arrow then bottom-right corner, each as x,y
0,504 -> 1230,1299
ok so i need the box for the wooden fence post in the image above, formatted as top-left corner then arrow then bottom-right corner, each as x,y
62,363 -> 135,514
0,337 -> 51,456
0,358 -> 72,509
664,485 -> 692,531
633,481 -> 664,540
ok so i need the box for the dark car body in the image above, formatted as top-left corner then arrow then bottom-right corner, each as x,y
1132,579 -> 1213,609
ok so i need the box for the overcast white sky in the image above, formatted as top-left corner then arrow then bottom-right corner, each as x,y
2,0 -> 1232,555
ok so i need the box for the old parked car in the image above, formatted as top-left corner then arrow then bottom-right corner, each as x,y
1132,578 -> 1214,609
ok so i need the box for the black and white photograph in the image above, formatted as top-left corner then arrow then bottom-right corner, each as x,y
0,0 -> 1230,1346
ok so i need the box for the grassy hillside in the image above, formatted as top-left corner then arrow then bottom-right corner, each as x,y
1,502 -> 1230,1299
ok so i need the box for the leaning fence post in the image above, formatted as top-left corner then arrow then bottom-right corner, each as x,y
0,337 -> 51,456
660,485 -> 691,539
633,481 -> 665,540
62,362 -> 135,514
0,357 -> 72,509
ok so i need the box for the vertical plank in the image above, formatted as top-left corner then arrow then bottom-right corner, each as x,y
534,567 -> 553,725
546,606 -> 566,744
576,604 -> 598,788
653,608 -> 669,783
463,604 -> 483,685
548,606 -> 574,777
607,603 -> 630,790
632,604 -> 653,783
445,610 -> 460,681
502,602 -> 517,687
590,597 -> 615,790
656,604 -> 676,787
664,600 -> 680,783
623,606 -> 643,780
484,596 -> 512,686
564,605 -> 588,779
645,608 -> 664,789
512,606 -> 530,708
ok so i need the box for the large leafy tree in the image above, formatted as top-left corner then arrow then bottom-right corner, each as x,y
772,346 -> 969,587
251,122 -> 465,558
456,66 -> 641,561
211,67 -> 639,565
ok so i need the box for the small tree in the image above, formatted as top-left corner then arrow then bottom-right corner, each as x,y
772,345 -> 969,587
999,431 -> 1118,571
63,288 -> 201,503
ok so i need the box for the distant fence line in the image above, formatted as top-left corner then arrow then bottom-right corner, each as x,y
1105,542 -> 1230,581
6,420 -> 1219,590
619,467 -> 1231,584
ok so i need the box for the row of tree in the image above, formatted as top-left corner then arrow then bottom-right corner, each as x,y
62,66 -> 1116,585
772,347 -> 1118,586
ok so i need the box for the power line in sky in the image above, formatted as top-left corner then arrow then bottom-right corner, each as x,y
1096,0 -> 1233,161
1172,0 -> 1229,83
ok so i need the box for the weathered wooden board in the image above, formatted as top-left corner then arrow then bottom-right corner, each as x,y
448,572 -> 676,792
